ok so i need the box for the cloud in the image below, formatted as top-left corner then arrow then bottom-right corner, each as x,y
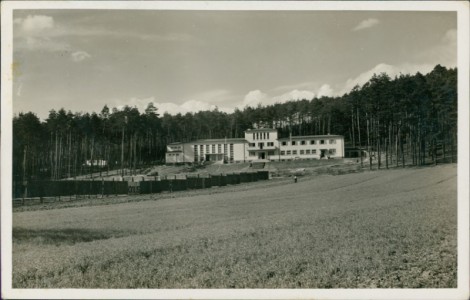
18,15 -> 54,33
71,51 -> 91,62
14,14 -> 95,61
272,89 -> 315,103
240,89 -> 316,109
242,90 -> 269,108
181,100 -> 218,112
353,18 -> 379,31
115,96 -> 231,115
317,84 -> 334,98
339,29 -> 457,94
418,28 -> 456,68
341,62 -> 435,94
272,81 -> 316,92
23,36 -> 71,52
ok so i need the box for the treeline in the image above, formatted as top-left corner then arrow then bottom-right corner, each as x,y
13,64 -> 457,181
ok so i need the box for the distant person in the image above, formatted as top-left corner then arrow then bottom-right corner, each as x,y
294,176 -> 298,183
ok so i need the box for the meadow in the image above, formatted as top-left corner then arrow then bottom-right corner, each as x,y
12,164 -> 457,288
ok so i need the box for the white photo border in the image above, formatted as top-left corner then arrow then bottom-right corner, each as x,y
1,1 -> 468,299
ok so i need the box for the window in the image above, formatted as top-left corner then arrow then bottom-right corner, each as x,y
301,140 -> 306,145
253,133 -> 255,140
329,149 -> 336,154
291,141 -> 297,146
292,150 -> 297,155
281,151 -> 286,155
300,150 -> 305,155
310,140 -> 316,145
206,145 -> 210,152
268,151 -> 274,155
263,132 -> 266,139
194,145 -> 198,162
249,143 -> 255,147
267,132 -> 270,139
286,150 -> 291,155
330,139 -> 336,144
212,144 -> 216,153
267,142 -> 274,147
282,141 -> 287,146
249,151 -> 256,157
312,149 -> 317,154
320,140 -> 325,144
306,149 -> 311,154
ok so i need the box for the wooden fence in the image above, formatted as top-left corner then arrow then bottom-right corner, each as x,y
13,171 -> 270,201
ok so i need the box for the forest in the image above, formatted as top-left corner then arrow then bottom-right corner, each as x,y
13,64 -> 457,181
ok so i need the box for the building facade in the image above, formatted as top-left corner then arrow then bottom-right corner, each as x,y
245,128 -> 279,160
277,135 -> 345,160
165,129 -> 344,164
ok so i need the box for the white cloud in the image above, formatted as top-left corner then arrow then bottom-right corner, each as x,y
419,28 -> 457,68
23,36 -> 71,52
353,18 -> 379,31
71,51 -> 91,62
180,100 -> 218,112
115,97 -> 232,115
272,89 -> 315,103
242,90 -> 269,108
240,89 -> 316,109
317,84 -> 334,98
19,15 -> 54,33
341,62 -> 435,94
153,102 -> 185,115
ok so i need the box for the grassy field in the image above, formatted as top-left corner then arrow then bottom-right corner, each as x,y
12,164 -> 457,288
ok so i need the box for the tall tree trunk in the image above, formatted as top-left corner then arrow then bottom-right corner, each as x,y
366,115 -> 372,170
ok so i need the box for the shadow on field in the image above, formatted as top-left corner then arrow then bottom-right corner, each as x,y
13,227 -> 128,246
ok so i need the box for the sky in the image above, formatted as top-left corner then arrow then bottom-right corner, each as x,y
12,9 -> 457,120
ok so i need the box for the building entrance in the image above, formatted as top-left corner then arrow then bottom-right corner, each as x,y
258,152 -> 266,159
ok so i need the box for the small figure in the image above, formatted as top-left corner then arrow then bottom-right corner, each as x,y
294,176 -> 298,183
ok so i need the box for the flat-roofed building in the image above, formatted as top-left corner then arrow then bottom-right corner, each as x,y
191,138 -> 247,163
244,128 -> 279,161
277,135 -> 345,160
165,138 -> 247,164
165,129 -> 344,164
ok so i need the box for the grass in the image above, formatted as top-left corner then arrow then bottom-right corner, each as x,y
12,164 -> 457,288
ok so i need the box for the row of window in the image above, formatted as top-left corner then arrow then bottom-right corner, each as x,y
248,142 -> 275,147
193,143 -> 234,154
248,151 -> 275,157
252,132 -> 271,140
280,149 -> 336,155
281,139 -> 336,146
193,144 -> 234,162
168,153 -> 180,157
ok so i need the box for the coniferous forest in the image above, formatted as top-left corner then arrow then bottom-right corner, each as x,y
13,65 -> 457,181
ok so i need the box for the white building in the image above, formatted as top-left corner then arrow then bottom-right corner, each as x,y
245,128 -> 278,160
165,129 -> 344,164
166,138 -> 246,164
277,135 -> 345,160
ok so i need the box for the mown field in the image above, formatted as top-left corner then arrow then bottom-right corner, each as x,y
12,164 -> 457,288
